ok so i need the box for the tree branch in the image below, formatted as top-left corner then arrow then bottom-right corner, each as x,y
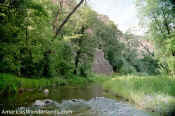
54,0 -> 85,38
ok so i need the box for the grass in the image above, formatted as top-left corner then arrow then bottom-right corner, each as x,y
0,73 -> 67,94
1,73 -> 175,114
102,74 -> 175,114
0,73 -> 97,95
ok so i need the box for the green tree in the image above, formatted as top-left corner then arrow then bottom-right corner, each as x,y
136,0 -> 175,75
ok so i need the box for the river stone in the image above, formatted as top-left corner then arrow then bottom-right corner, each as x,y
43,99 -> 54,105
33,99 -> 54,107
92,49 -> 113,75
33,100 -> 45,107
58,99 -> 91,113
44,89 -> 49,95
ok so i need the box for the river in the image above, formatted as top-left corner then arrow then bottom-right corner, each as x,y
0,83 -> 161,116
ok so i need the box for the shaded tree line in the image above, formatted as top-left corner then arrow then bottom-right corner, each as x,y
0,0 -> 160,79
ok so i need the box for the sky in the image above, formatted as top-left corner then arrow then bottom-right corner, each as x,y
88,0 -> 145,35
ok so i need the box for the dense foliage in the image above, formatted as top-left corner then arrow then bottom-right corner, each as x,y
136,0 -> 175,75
0,0 -> 161,78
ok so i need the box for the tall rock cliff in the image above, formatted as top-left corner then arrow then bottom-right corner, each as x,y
92,49 -> 113,75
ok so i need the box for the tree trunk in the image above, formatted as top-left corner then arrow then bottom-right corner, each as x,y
161,8 -> 171,35
74,51 -> 81,75
54,0 -> 85,38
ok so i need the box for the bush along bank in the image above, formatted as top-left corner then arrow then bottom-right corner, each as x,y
102,74 -> 175,115
0,73 -> 97,96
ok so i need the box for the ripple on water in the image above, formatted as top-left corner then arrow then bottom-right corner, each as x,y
31,97 -> 157,116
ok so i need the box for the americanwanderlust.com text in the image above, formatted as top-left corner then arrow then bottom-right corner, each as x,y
1,109 -> 73,115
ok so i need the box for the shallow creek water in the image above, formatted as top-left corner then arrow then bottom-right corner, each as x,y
0,83 -> 161,116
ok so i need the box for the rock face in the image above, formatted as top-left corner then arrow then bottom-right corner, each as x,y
92,49 -> 113,75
